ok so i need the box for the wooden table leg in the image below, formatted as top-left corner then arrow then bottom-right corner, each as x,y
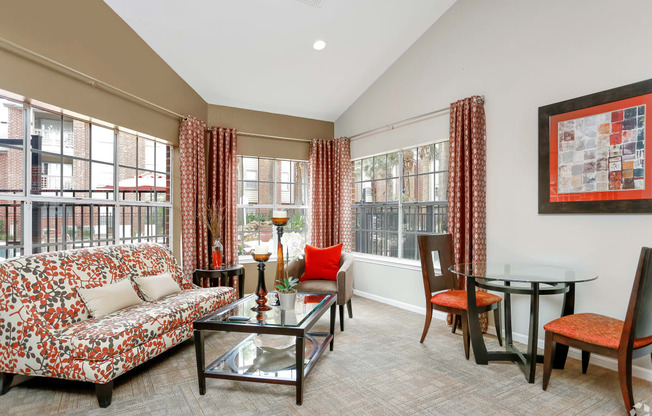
238,274 -> 245,299
194,329 -> 206,395
295,336 -> 305,405
466,276 -> 488,364
330,304 -> 336,351
553,282 -> 575,369
525,283 -> 540,383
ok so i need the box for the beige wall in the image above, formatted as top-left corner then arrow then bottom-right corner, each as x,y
208,104 -> 333,160
0,0 -> 208,144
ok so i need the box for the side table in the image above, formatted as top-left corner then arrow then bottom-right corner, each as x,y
194,265 -> 245,299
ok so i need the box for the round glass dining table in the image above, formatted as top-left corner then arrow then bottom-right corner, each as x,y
450,262 -> 598,383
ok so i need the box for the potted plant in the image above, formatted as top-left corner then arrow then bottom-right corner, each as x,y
275,276 -> 299,310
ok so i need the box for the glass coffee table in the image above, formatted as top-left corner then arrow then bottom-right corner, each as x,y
193,292 -> 337,405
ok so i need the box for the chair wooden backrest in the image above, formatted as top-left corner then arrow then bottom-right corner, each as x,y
621,247 -> 652,354
418,234 -> 458,302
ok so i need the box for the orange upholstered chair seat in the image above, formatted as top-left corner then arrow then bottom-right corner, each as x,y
431,290 -> 502,310
544,313 -> 652,350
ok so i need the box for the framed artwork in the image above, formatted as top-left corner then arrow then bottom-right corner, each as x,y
539,79 -> 652,213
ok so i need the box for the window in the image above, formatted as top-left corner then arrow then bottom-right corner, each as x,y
0,93 -> 172,261
351,142 -> 449,260
236,156 -> 309,256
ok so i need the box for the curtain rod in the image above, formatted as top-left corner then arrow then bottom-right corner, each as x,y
349,95 -> 485,141
0,36 -> 185,120
236,131 -> 312,143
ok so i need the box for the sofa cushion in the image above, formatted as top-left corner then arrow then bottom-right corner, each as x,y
133,273 -> 181,301
77,279 -> 144,318
58,287 -> 234,360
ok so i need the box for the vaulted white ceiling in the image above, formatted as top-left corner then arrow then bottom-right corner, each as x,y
104,0 -> 456,121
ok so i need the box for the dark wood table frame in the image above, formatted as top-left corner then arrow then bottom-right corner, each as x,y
194,266 -> 245,298
193,293 -> 337,405
464,278 -> 577,383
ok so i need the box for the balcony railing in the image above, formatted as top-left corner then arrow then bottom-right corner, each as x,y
0,202 -> 22,260
0,189 -> 170,259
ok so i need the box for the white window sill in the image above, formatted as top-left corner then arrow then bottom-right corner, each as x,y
351,253 -> 422,271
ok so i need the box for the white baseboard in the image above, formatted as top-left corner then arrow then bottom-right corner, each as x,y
353,289 -> 652,383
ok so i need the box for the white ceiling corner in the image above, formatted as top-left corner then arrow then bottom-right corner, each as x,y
104,0 -> 456,121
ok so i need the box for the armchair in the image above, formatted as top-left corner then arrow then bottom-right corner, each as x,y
288,252 -> 354,331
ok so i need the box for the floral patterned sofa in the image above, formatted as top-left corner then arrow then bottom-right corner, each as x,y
0,243 -> 236,407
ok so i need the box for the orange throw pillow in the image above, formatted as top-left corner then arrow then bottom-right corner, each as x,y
301,244 -> 343,282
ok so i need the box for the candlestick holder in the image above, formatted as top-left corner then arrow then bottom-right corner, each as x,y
272,216 -> 288,306
252,252 -> 272,312
273,217 -> 288,284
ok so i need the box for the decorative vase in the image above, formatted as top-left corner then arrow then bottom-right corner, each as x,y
212,238 -> 224,269
278,291 -> 297,310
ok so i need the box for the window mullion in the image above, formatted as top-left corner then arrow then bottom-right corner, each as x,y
398,151 -> 404,259
113,128 -> 120,245
23,104 -> 32,255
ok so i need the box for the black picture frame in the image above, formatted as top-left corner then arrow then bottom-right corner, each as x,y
538,78 -> 652,214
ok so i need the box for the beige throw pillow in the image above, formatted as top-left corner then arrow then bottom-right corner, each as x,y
133,273 -> 182,301
77,279 -> 144,318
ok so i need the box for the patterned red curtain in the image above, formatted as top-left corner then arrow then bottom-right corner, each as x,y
179,116 -> 208,278
448,95 -> 488,331
309,137 -> 352,251
207,127 -> 238,268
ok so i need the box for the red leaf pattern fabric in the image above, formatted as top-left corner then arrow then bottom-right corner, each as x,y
179,116 -> 209,277
447,96 -> 488,331
309,137 -> 352,251
0,244 -> 235,384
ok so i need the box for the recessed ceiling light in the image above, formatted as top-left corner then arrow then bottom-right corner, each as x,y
313,40 -> 326,51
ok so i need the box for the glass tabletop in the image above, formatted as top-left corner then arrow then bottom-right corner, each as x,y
449,263 -> 598,284
206,293 -> 331,327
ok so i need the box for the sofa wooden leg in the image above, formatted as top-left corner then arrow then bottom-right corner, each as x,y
339,304 -> 344,331
1,373 -> 14,395
95,381 -> 113,408
347,299 -> 353,319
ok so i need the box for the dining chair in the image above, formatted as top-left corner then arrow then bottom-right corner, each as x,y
418,234 -> 503,359
542,247 -> 652,414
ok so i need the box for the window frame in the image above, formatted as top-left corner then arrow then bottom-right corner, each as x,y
0,94 -> 173,260
236,155 -> 309,261
351,140 -> 449,260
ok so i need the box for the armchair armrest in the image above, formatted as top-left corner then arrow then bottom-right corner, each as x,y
287,258 -> 306,281
336,252 -> 354,304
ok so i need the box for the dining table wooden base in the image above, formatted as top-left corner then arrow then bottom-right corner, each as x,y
450,263 -> 597,384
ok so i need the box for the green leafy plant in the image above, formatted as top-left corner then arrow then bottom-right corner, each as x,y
275,276 -> 299,294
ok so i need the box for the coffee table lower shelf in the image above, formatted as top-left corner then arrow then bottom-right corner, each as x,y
196,332 -> 332,405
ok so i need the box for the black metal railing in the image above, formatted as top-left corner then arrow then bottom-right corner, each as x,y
0,202 -> 22,260
0,189 -> 170,258
352,202 -> 448,258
